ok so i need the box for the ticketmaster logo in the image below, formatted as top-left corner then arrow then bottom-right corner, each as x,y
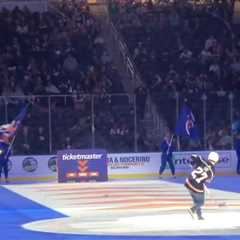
62,153 -> 102,160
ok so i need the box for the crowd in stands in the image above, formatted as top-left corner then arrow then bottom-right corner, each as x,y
0,0 -> 137,154
0,0 -> 124,96
111,0 -> 240,93
109,0 -> 240,150
1,0 -> 239,154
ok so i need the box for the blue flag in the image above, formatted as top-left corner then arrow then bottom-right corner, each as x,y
0,104 -> 29,158
14,104 -> 28,127
232,120 -> 240,134
175,105 -> 199,139
0,104 -> 28,136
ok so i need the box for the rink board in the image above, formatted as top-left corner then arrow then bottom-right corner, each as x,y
7,150 -> 238,182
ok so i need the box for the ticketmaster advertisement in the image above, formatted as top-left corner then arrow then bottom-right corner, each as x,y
57,149 -> 108,182
7,150 -> 238,181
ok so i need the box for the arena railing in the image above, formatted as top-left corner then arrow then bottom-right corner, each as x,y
0,92 -> 238,155
107,5 -> 162,146
0,0 -> 48,12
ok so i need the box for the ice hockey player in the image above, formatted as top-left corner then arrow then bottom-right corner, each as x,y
185,151 -> 219,220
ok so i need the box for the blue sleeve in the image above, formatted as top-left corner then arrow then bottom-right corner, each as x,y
161,140 -> 174,154
160,141 -> 168,153
170,144 -> 174,153
235,140 -> 240,155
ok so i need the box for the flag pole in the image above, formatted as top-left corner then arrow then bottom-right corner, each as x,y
4,103 -> 29,159
4,133 -> 17,159
177,136 -> 180,151
175,92 -> 180,151
166,134 -> 174,155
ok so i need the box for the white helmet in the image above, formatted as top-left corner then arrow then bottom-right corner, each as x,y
208,151 -> 219,164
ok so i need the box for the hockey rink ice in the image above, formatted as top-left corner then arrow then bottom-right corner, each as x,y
1,177 -> 240,240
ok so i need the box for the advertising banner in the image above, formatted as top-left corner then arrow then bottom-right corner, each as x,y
6,150 -> 238,182
57,149 -> 108,183
8,155 -> 56,177
107,151 -> 236,177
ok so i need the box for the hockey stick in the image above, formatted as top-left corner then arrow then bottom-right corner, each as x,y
204,185 -> 227,207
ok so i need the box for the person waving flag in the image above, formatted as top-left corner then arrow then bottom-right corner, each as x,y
0,104 -> 28,183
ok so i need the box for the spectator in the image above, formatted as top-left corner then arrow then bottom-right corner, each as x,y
14,125 -> 32,154
33,126 -> 49,154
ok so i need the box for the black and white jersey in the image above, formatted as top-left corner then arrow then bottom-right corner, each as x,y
185,155 -> 215,193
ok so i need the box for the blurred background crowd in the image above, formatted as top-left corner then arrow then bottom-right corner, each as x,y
0,0 -> 240,154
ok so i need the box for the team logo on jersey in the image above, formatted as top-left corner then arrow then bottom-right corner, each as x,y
48,156 -> 57,172
22,157 -> 38,172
